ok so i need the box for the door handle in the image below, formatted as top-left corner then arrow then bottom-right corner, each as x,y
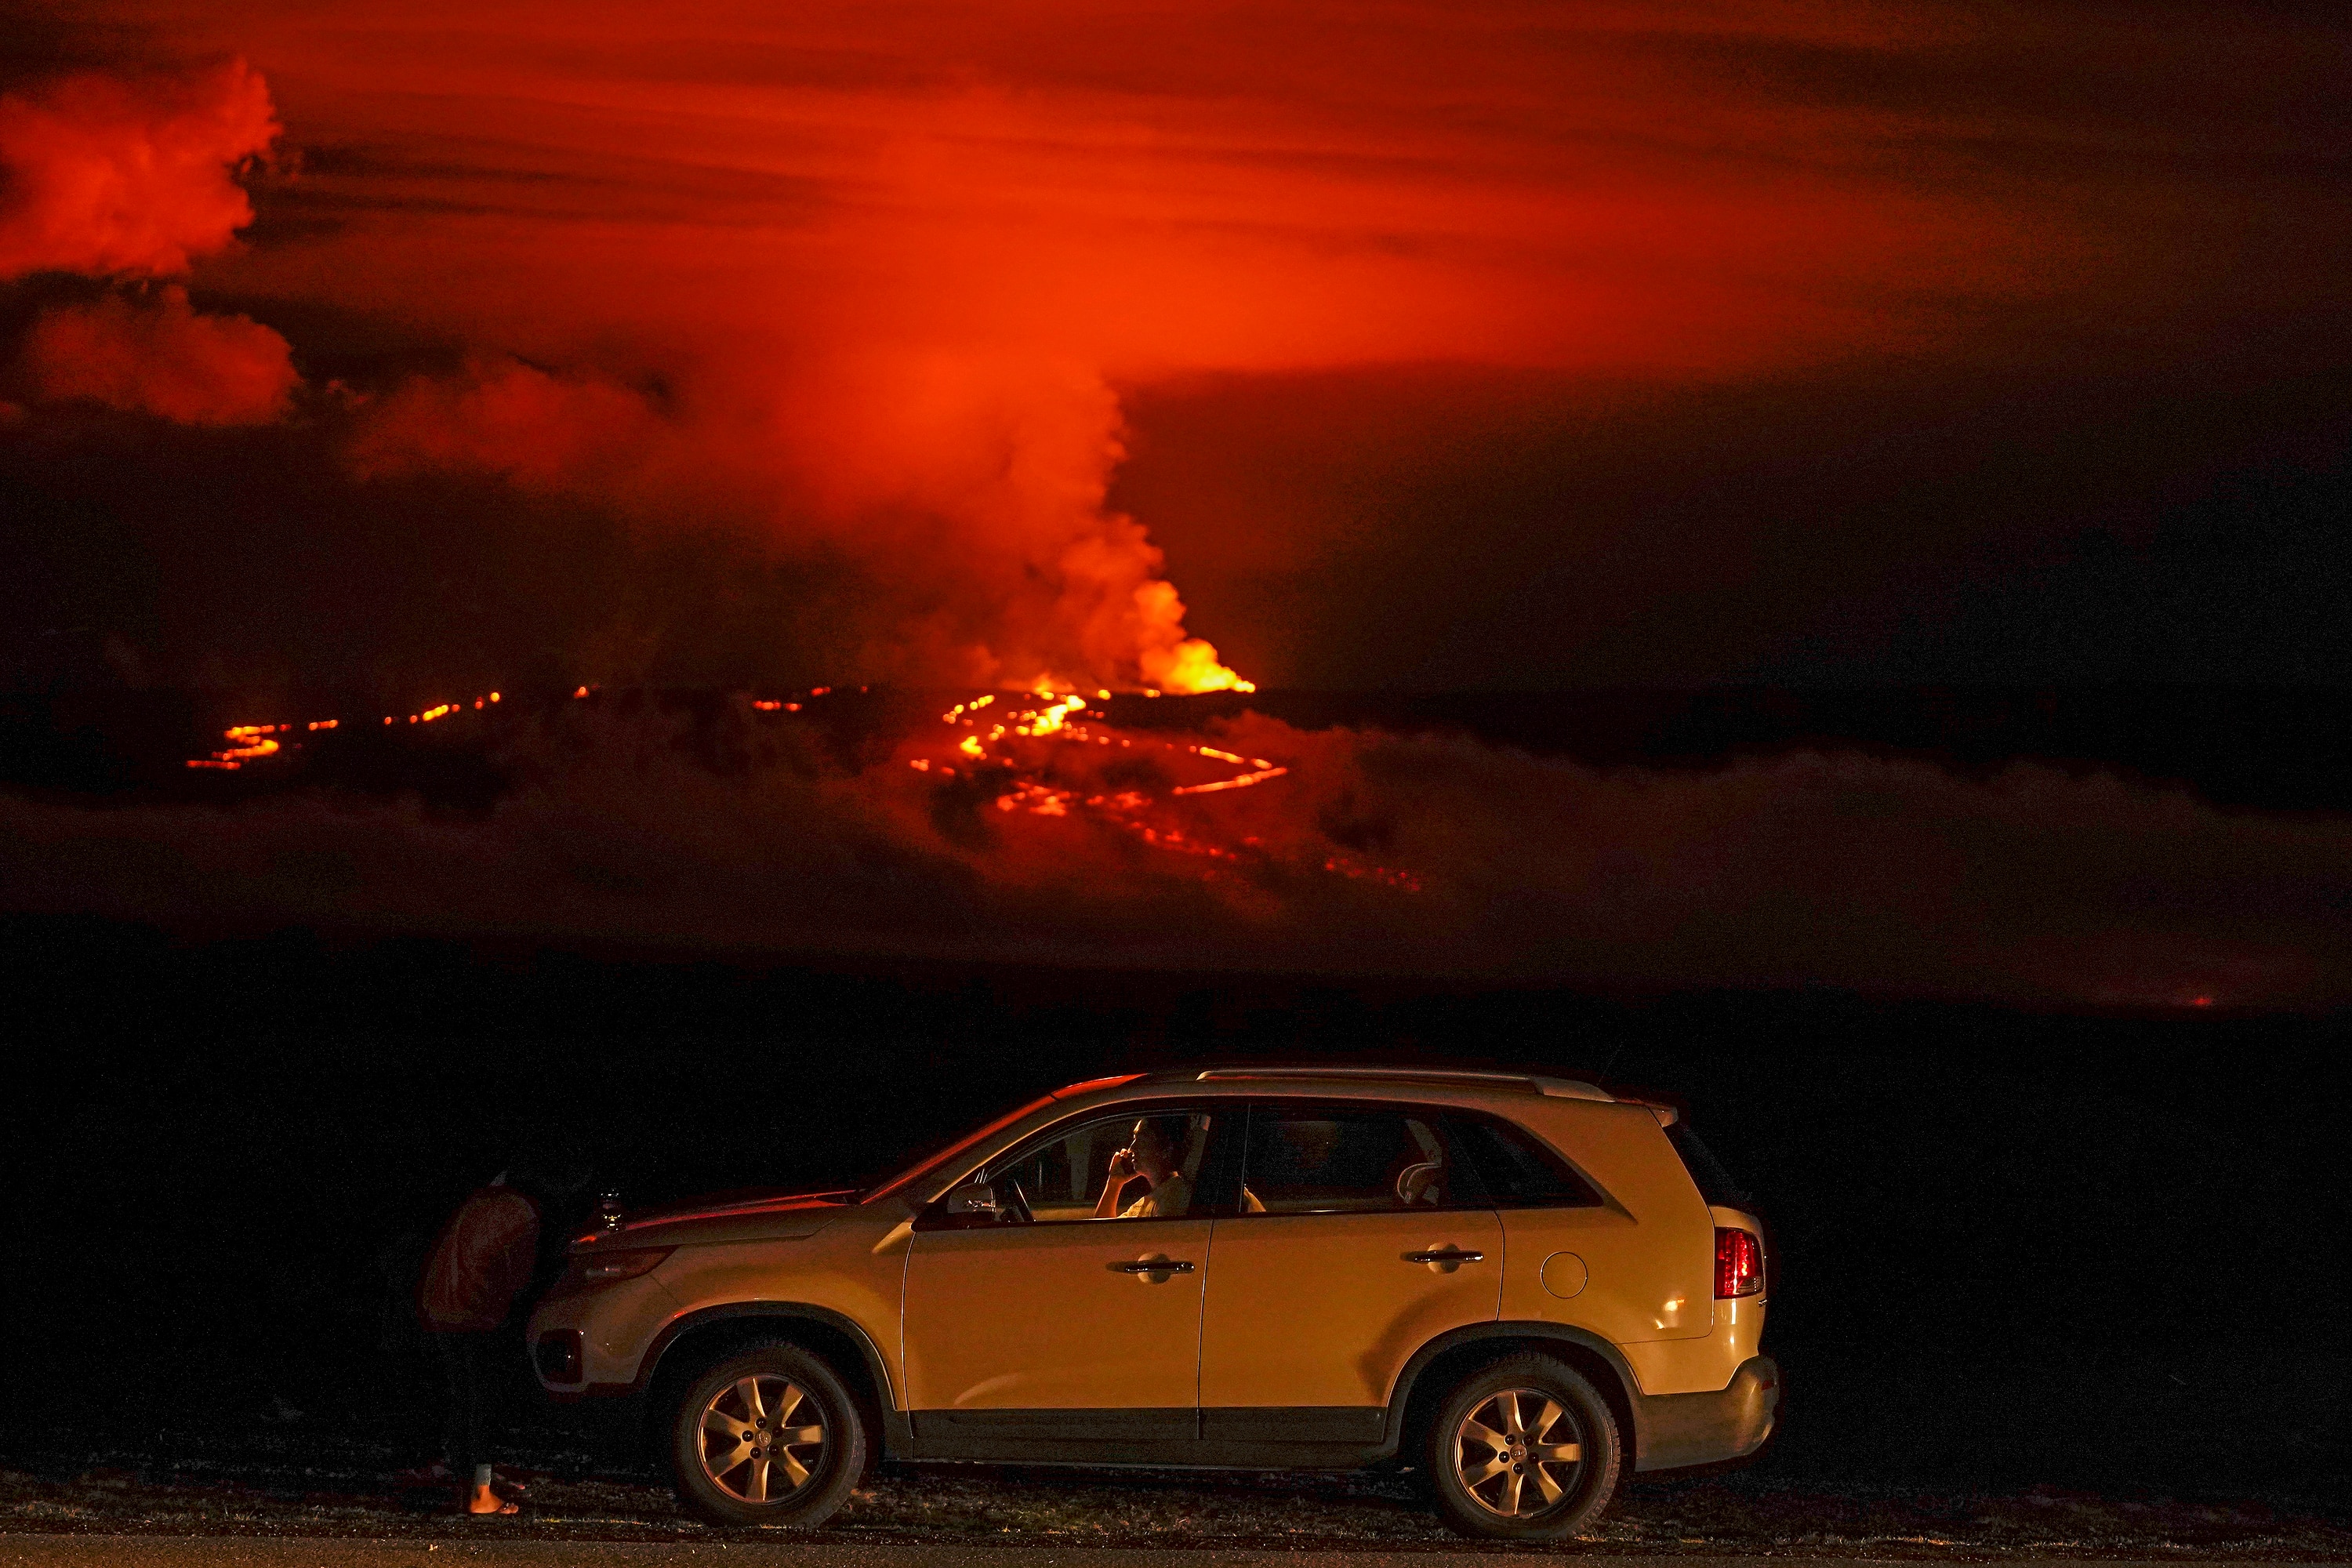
1403,1247 -> 1485,1265
1109,1256 -> 1195,1276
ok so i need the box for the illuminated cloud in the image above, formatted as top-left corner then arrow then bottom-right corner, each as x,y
96,0 -> 2085,688
0,59 -> 278,281
18,285 -> 298,425
9,0 -> 2348,687
0,60 -> 296,426
183,0 -> 2060,377
347,358 -> 673,495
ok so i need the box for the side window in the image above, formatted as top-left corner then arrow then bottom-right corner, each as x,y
1446,1112 -> 1604,1208
1664,1123 -> 1752,1209
1237,1104 -> 1469,1215
988,1107 -> 1225,1222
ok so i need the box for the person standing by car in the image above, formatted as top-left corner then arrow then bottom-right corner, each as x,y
416,1154 -> 588,1515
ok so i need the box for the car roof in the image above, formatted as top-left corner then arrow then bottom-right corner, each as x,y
1111,1064 -> 1616,1102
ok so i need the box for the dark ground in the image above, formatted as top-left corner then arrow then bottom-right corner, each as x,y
3,686 -> 2348,1552
3,925 -> 2347,1552
7,1461 -> 2348,1557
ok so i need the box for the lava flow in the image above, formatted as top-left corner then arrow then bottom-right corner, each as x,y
183,681 -> 1425,893
122,680 -> 2345,1006
185,691 -> 503,770
880,684 -> 1422,892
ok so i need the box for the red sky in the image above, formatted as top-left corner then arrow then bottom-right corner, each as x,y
5,0 -> 2350,1006
159,0 -> 2085,373
3,0 -> 2347,691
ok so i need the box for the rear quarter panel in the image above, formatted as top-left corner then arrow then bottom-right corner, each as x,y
1619,1203 -> 1768,1396
1497,1101 -> 1717,1373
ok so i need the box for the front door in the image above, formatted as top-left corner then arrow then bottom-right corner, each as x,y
902,1103 -> 1231,1443
1198,1102 -> 1501,1441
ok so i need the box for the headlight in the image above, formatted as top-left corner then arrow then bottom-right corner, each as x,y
577,1246 -> 673,1283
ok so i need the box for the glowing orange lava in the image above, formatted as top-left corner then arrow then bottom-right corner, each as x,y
186,721 -> 286,769
189,690 -> 500,770
886,688 -> 1415,889
183,681 -> 1423,895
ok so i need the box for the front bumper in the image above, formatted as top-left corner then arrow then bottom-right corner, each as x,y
1633,1354 -> 1779,1472
526,1273 -> 681,1395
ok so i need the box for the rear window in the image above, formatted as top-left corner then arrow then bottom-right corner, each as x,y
1240,1105 -> 1473,1214
1665,1123 -> 1753,1210
1446,1112 -> 1603,1208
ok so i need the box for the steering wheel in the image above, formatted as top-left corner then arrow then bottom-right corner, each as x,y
994,1174 -> 1034,1225
1396,1160 -> 1443,1205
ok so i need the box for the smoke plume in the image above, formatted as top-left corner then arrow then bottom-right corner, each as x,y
1,59 -> 298,431
348,353 -> 1251,692
347,359 -> 678,497
0,60 -> 277,281
18,285 -> 296,424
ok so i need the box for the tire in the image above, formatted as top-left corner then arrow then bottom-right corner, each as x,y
1422,1352 -> 1621,1541
667,1341 -> 866,1529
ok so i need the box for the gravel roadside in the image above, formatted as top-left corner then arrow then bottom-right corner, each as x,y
5,1460 -> 2347,1559
4,1538 -> 2330,1568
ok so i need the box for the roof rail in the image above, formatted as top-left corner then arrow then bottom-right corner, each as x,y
1191,1065 -> 1612,1102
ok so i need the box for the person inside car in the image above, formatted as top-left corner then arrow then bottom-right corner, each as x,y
1094,1117 -> 1191,1218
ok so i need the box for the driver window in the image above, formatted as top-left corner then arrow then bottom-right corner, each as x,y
989,1109 -> 1221,1222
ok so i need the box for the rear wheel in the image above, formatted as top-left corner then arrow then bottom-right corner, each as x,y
667,1342 -> 865,1528
1423,1353 -> 1621,1541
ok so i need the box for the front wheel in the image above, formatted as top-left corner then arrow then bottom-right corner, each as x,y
667,1342 -> 866,1528
1423,1353 -> 1621,1541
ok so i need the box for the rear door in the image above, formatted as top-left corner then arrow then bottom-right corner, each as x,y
1196,1101 -> 1501,1442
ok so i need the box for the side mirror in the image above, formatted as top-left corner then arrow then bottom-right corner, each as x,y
941,1179 -> 1002,1224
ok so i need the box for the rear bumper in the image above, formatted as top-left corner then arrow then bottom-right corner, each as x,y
1633,1354 -> 1779,1472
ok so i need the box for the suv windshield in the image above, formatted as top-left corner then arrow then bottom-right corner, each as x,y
858,1091 -> 1058,1204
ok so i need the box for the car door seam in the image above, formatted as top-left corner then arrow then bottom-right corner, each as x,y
1196,1214 -> 1216,1437
898,1231 -> 913,1411
1493,1204 -> 1506,1321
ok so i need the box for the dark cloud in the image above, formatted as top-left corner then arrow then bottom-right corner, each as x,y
1113,357 -> 2352,688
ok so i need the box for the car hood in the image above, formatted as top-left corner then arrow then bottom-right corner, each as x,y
573,1188 -> 860,1250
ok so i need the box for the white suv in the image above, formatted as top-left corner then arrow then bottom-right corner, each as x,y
530,1065 -> 1777,1541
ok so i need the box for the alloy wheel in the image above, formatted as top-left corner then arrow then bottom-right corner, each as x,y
697,1374 -> 826,1504
1452,1386 -> 1584,1518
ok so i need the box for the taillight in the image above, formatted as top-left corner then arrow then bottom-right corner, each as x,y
1715,1227 -> 1762,1298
